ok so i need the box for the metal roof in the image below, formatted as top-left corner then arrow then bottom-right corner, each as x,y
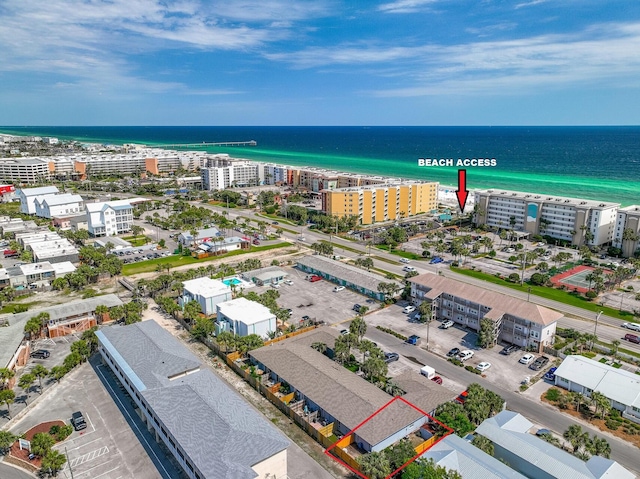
476,411 -> 635,479
36,193 -> 83,207
19,186 -> 59,197
554,355 -> 640,409
421,433 -> 527,479
97,320 -> 289,479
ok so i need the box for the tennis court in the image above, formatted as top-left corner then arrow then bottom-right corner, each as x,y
550,265 -> 609,293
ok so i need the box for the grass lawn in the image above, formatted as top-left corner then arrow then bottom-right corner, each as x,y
324,241 -> 399,265
451,266 -> 636,321
122,242 -> 292,275
121,236 -> 151,247
255,213 -> 299,227
0,300 -> 42,314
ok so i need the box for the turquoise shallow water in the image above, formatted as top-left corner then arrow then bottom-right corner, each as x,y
1,126 -> 638,205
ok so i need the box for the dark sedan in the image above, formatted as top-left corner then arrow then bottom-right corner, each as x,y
500,344 -> 519,355
529,356 -> 550,371
446,347 -> 460,358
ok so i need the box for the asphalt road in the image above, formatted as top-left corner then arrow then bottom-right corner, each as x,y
0,462 -> 33,479
363,326 -> 640,475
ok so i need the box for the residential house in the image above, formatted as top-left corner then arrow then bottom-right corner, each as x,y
86,200 -> 134,236
216,298 -> 276,339
180,277 -> 232,316
18,185 -> 59,214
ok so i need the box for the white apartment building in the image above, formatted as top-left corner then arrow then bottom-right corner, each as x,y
18,232 -> 79,264
85,200 -> 134,237
613,205 -> 640,257
18,185 -> 59,214
0,158 -> 51,184
180,277 -> 232,316
34,193 -> 84,219
259,163 -> 289,185
474,189 -> 619,246
216,298 -> 276,339
201,159 -> 260,191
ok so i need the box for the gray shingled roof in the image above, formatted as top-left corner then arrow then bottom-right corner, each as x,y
97,320 -> 289,479
410,274 -> 563,326
250,333 -> 448,447
296,255 -> 402,293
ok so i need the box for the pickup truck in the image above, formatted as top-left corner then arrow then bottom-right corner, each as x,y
3,249 -> 18,258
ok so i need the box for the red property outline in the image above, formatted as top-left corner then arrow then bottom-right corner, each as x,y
324,396 -> 454,479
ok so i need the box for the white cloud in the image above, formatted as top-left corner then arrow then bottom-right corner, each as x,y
515,0 -> 549,9
377,0 -> 439,14
269,21 -> 640,96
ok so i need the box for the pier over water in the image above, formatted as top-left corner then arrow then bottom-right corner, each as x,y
153,140 -> 257,148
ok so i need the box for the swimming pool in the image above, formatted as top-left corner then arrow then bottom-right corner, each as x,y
222,278 -> 242,286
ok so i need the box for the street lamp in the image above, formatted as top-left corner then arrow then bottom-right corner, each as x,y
594,310 -> 603,337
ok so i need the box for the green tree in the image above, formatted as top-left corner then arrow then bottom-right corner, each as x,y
30,432 -> 56,457
70,340 -> 91,363
349,316 -> 367,342
191,317 -> 214,340
0,430 -> 17,455
563,424 -> 589,453
216,331 -> 236,353
41,449 -> 67,476
311,342 -> 327,355
18,373 -> 35,405
63,351 -> 83,371
435,402 -> 473,436
182,300 -> 202,323
49,366 -> 66,383
477,318 -> 496,348
402,458 -> 463,479
0,367 -> 15,388
358,451 -> 392,479
471,434 -> 494,456
32,364 -> 49,394
361,355 -> 388,382
24,317 -> 42,338
0,389 -> 15,418
386,438 -> 416,471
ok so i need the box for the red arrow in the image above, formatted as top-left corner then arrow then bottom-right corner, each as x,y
456,169 -> 469,213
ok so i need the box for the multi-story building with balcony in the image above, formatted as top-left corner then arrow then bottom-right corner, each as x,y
321,181 -> 438,225
86,200 -> 134,236
474,189 -> 619,246
409,274 -> 562,351
18,185 -> 59,214
613,205 -> 640,257
201,157 -> 261,190
34,193 -> 84,219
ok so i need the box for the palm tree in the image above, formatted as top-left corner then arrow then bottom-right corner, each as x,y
0,367 -> 15,389
590,391 -> 611,419
588,435 -> 611,458
349,316 -> 367,342
49,366 -> 66,384
95,304 -> 110,324
563,424 -> 587,453
31,365 -> 48,394
0,389 -> 16,418
18,373 -> 35,405
471,434 -> 494,456
611,339 -> 620,358
311,342 -> 327,355
358,452 -> 391,479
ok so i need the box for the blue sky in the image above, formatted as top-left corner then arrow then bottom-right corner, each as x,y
1,0 -> 640,125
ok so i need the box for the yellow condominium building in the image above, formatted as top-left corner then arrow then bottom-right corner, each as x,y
322,182 -> 438,225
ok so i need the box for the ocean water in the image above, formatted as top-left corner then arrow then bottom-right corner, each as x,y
1,126 -> 639,206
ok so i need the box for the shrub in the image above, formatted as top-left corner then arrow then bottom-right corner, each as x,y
448,358 -> 464,367
508,273 -> 520,283
545,388 -> 561,402
465,365 -> 481,374
585,291 -> 597,300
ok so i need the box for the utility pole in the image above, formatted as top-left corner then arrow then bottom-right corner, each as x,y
594,310 -> 603,337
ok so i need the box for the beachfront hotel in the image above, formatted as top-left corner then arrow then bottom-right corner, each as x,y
321,181 -> 438,225
474,189 -> 619,247
613,205 -> 640,257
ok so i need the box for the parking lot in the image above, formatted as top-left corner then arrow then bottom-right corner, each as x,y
9,359 -> 181,479
362,303 -> 557,392
253,265 -> 377,326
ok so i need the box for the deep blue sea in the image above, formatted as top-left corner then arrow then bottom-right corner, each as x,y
1,126 -> 638,206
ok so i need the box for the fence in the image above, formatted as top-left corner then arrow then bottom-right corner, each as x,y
263,325 -> 319,345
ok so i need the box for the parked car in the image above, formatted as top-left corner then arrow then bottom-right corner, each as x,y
270,283 -> 281,289
440,320 -> 454,329
352,303 -> 362,312
454,390 -> 468,404
406,335 -> 420,345
429,257 -> 444,264
530,356 -> 550,371
624,333 -> 640,344
384,352 -> 400,363
253,239 -> 260,245
519,353 -> 535,364
309,275 -> 322,282
30,349 -> 50,359
476,362 -> 492,372
333,286 -> 345,292
446,347 -> 460,358
536,428 -> 551,437
402,266 -> 417,272
403,305 -> 416,314
431,376 -> 443,385
71,411 -> 87,431
544,367 -> 558,381
271,221 -> 279,225
302,315 -> 310,321
340,329 -> 349,336
458,350 -> 474,361
399,258 -> 410,264
500,344 -> 519,355
622,322 -> 640,332
284,279 -> 294,285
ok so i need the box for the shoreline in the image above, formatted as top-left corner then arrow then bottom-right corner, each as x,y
0,130 -> 635,207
